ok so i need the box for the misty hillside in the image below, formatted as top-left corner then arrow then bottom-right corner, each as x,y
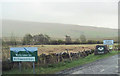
2,20 -> 118,39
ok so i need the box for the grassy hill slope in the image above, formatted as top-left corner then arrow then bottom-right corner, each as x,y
2,20 -> 118,40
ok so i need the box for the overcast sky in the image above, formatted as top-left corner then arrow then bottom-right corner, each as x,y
1,0 -> 119,29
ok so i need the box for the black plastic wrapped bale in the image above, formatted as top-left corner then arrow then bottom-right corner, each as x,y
94,45 -> 109,55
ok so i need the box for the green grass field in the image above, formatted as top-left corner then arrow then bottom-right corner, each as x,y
3,50 -> 118,74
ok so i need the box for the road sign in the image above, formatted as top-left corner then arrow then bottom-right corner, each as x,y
103,40 -> 114,45
109,45 -> 113,50
10,47 -> 38,62
94,45 -> 109,55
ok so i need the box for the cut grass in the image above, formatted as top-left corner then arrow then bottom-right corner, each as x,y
3,50 -> 118,74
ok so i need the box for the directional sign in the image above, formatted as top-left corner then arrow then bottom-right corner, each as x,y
103,40 -> 114,45
10,47 -> 38,62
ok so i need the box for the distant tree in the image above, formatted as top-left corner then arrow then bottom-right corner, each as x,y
23,34 -> 33,45
57,40 -> 65,44
118,36 -> 120,44
44,34 -> 50,44
65,35 -> 72,44
96,41 -> 103,44
80,34 -> 86,43
87,40 -> 93,44
33,34 -> 50,45
87,40 -> 102,44
2,39 -> 5,46
74,39 -> 80,44
9,33 -> 17,46
50,40 -> 58,45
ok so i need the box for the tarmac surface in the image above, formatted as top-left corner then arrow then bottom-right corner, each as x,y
57,55 -> 119,75
72,55 -> 118,74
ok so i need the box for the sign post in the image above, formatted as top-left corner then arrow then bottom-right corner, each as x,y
10,47 -> 38,74
94,45 -> 109,55
33,62 -> 35,74
19,62 -> 21,72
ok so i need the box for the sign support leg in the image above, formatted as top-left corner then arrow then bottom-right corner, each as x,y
33,62 -> 35,74
19,62 -> 21,72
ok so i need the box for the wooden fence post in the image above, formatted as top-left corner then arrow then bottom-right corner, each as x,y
60,53 -> 64,62
68,52 -> 72,61
57,54 -> 60,62
43,55 -> 46,64
78,51 -> 81,58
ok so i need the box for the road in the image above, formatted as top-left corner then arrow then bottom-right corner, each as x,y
57,55 -> 119,74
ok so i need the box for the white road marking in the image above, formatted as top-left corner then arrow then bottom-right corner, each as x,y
100,69 -> 105,72
115,66 -> 118,68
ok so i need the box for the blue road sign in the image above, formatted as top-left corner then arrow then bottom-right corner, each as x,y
103,40 -> 114,45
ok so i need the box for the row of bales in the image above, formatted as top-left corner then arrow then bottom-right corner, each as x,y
2,47 -> 94,71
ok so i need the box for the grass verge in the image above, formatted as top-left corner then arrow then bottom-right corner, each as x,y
3,50 -> 118,74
